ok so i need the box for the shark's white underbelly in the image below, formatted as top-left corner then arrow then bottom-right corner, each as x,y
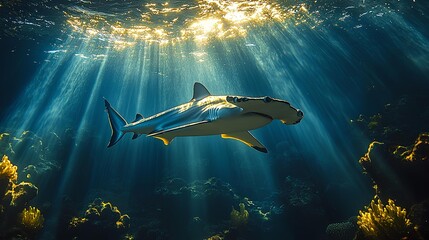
161,113 -> 272,137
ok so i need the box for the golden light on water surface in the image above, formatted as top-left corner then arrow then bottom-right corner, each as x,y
65,0 -> 312,48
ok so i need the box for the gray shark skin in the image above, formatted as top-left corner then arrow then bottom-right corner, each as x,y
104,82 -> 303,153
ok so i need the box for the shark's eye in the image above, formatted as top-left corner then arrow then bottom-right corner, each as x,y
226,96 -> 234,102
233,97 -> 238,103
263,96 -> 272,103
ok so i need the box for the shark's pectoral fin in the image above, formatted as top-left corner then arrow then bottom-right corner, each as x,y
221,132 -> 268,153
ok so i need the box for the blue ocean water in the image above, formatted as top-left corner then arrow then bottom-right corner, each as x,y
0,0 -> 428,239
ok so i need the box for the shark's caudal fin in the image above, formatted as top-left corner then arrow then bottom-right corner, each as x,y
104,98 -> 128,147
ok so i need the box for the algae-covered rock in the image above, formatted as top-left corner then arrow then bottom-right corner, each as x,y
230,203 -> 249,227
0,155 -> 18,197
68,198 -> 131,239
352,95 -> 429,145
283,176 -> 320,207
409,199 -> 429,239
358,133 -> 429,205
326,221 -> 357,240
7,181 -> 38,206
0,155 -> 43,239
394,132 -> 429,162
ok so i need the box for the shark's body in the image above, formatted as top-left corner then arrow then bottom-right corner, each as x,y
104,82 -> 303,153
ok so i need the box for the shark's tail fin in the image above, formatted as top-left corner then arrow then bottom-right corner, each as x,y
104,98 -> 128,147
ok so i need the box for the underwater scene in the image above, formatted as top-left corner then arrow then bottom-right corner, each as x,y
1,0 -> 429,239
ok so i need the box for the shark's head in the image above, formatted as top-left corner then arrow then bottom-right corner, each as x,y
226,96 -> 303,124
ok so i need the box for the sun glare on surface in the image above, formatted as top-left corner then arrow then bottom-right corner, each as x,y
64,0 -> 311,48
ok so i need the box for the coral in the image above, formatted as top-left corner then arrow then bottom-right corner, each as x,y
7,182 -> 38,206
207,234 -> 223,240
117,214 -> 131,229
0,133 -> 14,156
69,198 -> 131,239
156,177 -> 239,223
394,132 -> 429,162
188,177 -> 238,199
283,176 -> 320,207
357,134 -> 429,204
230,203 -> 249,227
409,199 -> 429,239
0,155 -> 18,182
0,155 -> 43,239
69,217 -> 88,228
358,141 -> 384,164
19,206 -> 44,231
352,95 -> 429,145
367,113 -> 382,130
0,155 -> 18,197
357,196 -> 413,240
0,131 -> 63,180
326,221 -> 357,240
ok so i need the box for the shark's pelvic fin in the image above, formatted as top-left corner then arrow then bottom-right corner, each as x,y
104,98 -> 128,147
131,114 -> 144,140
192,82 -> 211,101
132,133 -> 141,140
221,132 -> 268,153
153,136 -> 173,145
147,121 -> 210,137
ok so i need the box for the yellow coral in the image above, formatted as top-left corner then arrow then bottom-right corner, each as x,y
394,133 -> 429,162
230,203 -> 249,227
207,235 -> 223,240
19,206 -> 44,230
69,217 -> 88,228
7,182 -> 38,206
0,155 -> 18,182
116,214 -> 130,229
357,196 -> 413,239
0,132 -> 10,140
359,141 -> 384,164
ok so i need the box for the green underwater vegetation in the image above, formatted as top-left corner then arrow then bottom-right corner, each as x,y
230,203 -> 249,227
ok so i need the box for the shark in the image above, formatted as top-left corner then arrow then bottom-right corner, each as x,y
104,82 -> 303,153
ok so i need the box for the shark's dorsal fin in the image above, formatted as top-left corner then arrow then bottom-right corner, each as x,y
132,113 -> 144,123
221,131 -> 268,153
192,82 -> 211,101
